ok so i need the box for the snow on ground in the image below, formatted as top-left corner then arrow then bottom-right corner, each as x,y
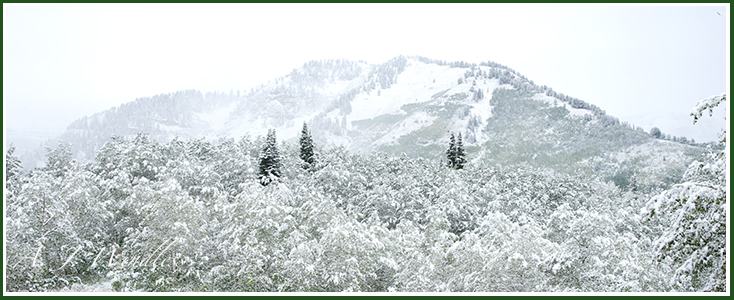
466,78 -> 500,122
317,67 -> 369,96
611,139 -> 692,172
348,60 -> 465,123
230,115 -> 282,140
463,78 -> 503,144
52,279 -> 114,292
223,114 -> 261,139
439,77 -> 504,145
157,123 -> 186,132
348,60 -> 511,147
49,278 -> 150,293
284,112 -> 329,142
195,66 -> 369,143
373,111 -> 438,146
588,138 -> 698,185
221,110 -> 328,144
324,133 -> 352,148
532,93 -> 593,118
194,101 -> 238,138
317,78 -> 352,96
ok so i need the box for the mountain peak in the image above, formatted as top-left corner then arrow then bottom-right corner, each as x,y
18,56 -> 704,189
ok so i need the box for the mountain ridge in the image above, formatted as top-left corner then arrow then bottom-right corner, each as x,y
16,55 -> 707,191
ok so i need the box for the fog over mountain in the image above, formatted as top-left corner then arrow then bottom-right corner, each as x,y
5,55 -> 727,293
5,5 -> 727,160
13,56 -> 713,191
5,4 -> 729,293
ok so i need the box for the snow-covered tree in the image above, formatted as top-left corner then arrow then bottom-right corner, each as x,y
446,212 -> 556,292
44,141 -> 74,178
299,122 -> 315,171
6,145 -> 24,199
642,93 -> 727,292
6,164 -> 110,291
115,177 -> 212,292
212,137 -> 254,202
5,96 -> 716,292
165,138 -> 225,204
259,129 -> 282,186
472,88 -> 484,102
92,133 -> 164,184
446,133 -> 457,169
454,133 -> 467,170
650,127 -> 662,139
445,132 -> 467,170
690,93 -> 726,125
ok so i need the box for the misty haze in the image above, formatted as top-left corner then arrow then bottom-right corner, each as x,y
4,3 -> 728,294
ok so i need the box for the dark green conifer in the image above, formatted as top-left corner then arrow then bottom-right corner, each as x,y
299,122 -> 315,171
446,133 -> 457,168
455,133 -> 467,170
258,129 -> 282,185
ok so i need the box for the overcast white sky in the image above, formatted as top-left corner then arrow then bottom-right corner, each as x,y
3,3 -> 729,150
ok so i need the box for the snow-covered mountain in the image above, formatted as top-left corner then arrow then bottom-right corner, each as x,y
19,56 -> 707,189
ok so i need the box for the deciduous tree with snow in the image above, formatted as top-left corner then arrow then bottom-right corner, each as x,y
642,93 -> 727,292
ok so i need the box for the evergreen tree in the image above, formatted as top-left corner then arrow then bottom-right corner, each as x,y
446,133 -> 456,168
258,129 -> 282,185
455,133 -> 467,170
299,122 -> 316,171
446,132 -> 467,169
473,89 -> 484,102
629,173 -> 638,192
5,145 -> 24,199
650,127 -> 662,139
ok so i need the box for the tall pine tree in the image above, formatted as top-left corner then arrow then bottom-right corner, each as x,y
299,122 -> 315,171
454,133 -> 467,169
446,133 -> 457,169
258,129 -> 282,185
446,132 -> 467,170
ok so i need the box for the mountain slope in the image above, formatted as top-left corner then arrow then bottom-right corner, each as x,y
19,56 -> 706,190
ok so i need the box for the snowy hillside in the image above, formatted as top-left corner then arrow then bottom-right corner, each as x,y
19,56 -> 705,188
6,56 -> 725,293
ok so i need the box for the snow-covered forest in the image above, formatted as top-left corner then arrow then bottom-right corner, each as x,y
16,57 -> 708,171
4,94 -> 727,293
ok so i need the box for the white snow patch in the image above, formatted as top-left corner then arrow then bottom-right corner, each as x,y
349,60 -> 465,123
532,93 -> 593,118
435,77 -> 505,145
317,76 -> 365,96
611,139 -> 690,171
467,79 -> 500,122
326,134 -> 352,148
220,111 -> 321,143
52,279 -> 115,292
373,112 -> 437,146
531,93 -> 560,106
585,139 -> 698,186
157,124 -> 185,132
194,102 -> 238,137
